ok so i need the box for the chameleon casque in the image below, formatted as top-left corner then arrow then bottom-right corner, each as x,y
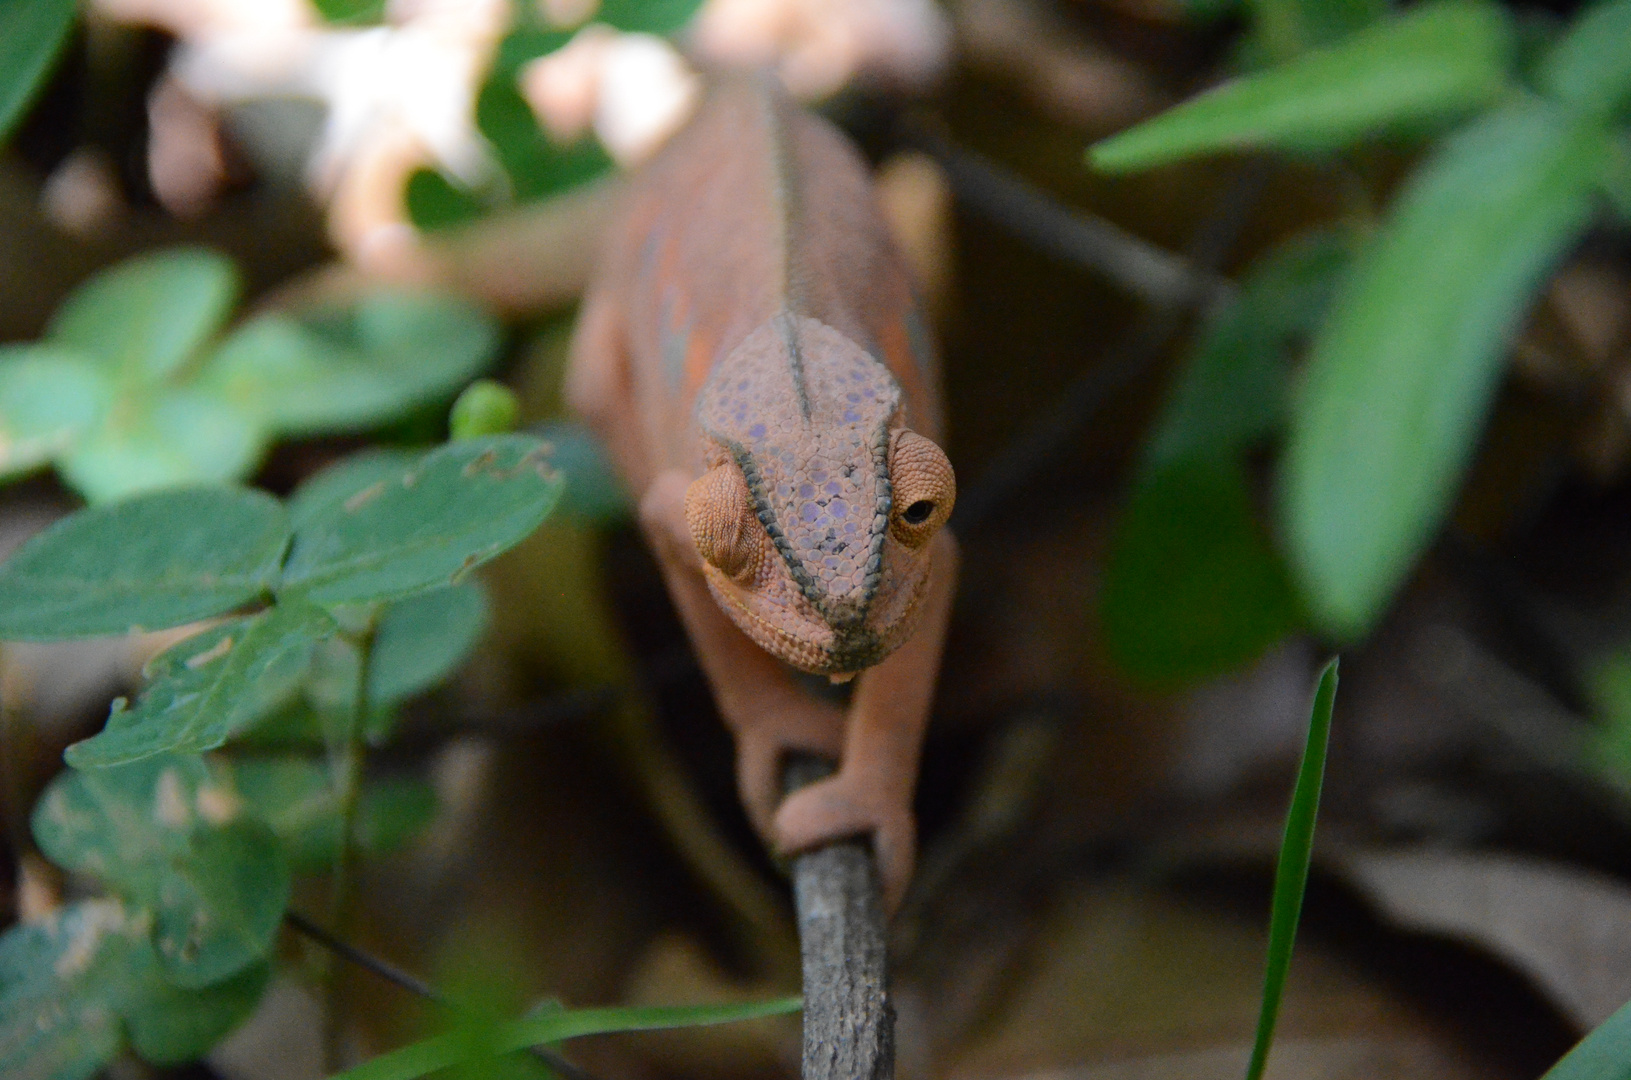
567,76 -> 957,911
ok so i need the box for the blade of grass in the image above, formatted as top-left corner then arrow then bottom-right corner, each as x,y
328,996 -> 803,1080
1245,657 -> 1338,1080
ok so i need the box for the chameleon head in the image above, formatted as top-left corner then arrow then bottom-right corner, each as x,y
686,315 -> 954,676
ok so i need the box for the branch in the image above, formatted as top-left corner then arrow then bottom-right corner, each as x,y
785,755 -> 895,1080
900,123 -> 1235,310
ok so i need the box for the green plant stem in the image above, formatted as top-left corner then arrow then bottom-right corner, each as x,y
324,625 -> 377,1071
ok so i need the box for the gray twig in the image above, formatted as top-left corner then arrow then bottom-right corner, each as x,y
901,123 -> 1236,311
951,161 -> 1270,534
785,755 -> 895,1080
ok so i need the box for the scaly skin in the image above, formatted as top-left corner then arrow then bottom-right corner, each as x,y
567,75 -> 957,912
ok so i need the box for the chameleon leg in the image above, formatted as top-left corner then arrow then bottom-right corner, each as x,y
639,470 -> 847,838
772,530 -> 960,914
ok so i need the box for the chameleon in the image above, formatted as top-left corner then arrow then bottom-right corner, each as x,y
567,75 -> 957,912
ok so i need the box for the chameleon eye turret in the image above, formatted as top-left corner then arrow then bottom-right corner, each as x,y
888,430 -> 954,548
684,463 -> 764,582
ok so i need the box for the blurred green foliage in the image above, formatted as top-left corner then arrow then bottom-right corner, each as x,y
0,247 -> 501,502
0,0 -> 73,143
1093,0 -> 1631,679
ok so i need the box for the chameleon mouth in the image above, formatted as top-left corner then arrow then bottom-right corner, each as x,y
698,567 -> 880,678
700,562 -> 926,676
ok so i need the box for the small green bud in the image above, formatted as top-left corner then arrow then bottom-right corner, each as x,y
450,380 -> 520,440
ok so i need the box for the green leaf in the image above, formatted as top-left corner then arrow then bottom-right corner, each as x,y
1102,456 -> 1300,687
332,996 -> 803,1080
286,448 -> 421,534
1181,0 -> 1243,23
534,420 -> 632,523
311,0 -> 386,24
279,435 -> 563,605
47,248 -> 239,381
1146,229 -> 1352,470
1542,995 -> 1631,1078
596,0 -> 706,34
1245,658 -> 1338,1080
1282,100 -> 1610,638
0,0 -> 76,145
1089,0 -> 1514,172
123,960 -> 268,1064
1100,231 -> 1348,686
57,387 -> 267,502
233,756 -> 436,869
196,293 -> 499,438
0,345 -> 109,479
1589,651 -> 1631,784
65,603 -> 336,768
406,168 -> 489,230
354,776 -> 438,854
31,756 -> 290,986
370,582 -> 490,703
1248,0 -> 1388,62
0,900 -> 267,1078
0,487 -> 289,640
1537,0 -> 1631,121
477,67 -> 612,203
0,899 -> 145,1080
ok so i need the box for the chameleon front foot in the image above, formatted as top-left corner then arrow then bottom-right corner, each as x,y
733,713 -> 844,840
774,769 -> 915,915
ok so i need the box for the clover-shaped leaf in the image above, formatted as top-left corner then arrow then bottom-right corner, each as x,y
47,248 -> 239,382
32,756 -> 290,986
57,387 -> 267,503
0,345 -> 109,480
233,755 -> 437,870
0,487 -> 289,641
196,293 -> 498,438
0,899 -> 143,1080
369,582 -> 490,704
279,435 -> 564,605
123,959 -> 268,1065
0,899 -> 268,1080
65,602 -> 336,768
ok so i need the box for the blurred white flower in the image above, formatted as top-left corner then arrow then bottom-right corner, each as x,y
90,0 -> 950,270
689,0 -> 952,99
519,25 -> 700,167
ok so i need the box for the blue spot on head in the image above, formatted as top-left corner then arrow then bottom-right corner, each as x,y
801,503 -> 820,522
842,410 -> 860,423
748,423 -> 766,439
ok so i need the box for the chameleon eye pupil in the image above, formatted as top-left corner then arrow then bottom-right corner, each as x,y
903,500 -> 934,525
